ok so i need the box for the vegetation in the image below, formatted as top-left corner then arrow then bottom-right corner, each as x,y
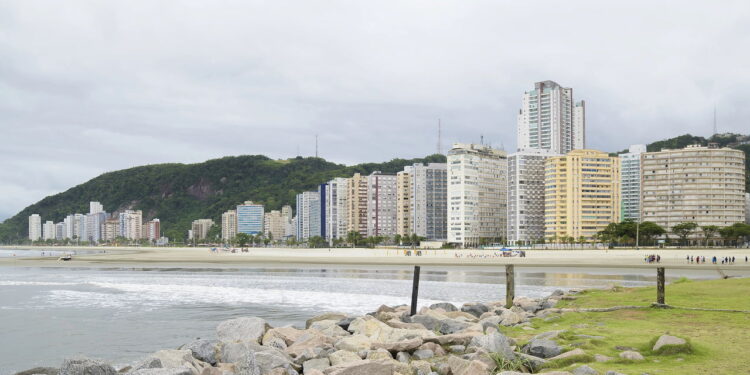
595,220 -> 666,246
0,154 -> 445,244
500,278 -> 750,374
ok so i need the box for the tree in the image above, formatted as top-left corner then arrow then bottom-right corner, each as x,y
719,223 -> 750,247
308,236 -> 325,248
346,231 -> 363,248
393,234 -> 402,246
672,222 -> 698,246
638,221 -> 666,245
700,225 -> 719,247
235,233 -> 251,248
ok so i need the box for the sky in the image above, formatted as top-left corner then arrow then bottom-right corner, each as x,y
1,0 -> 749,221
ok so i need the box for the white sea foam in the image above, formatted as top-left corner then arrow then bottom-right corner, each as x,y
0,281 -> 81,286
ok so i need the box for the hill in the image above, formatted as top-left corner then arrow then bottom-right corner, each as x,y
0,154 -> 446,243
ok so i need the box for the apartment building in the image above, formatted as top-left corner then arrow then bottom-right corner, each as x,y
366,172 -> 398,237
325,177 -> 349,241
517,80 -> 585,154
28,214 -> 41,241
620,144 -> 647,221
221,210 -> 237,241
237,201 -> 264,235
507,148 -> 560,244
346,173 -> 368,237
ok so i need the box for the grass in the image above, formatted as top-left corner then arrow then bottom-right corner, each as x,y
500,277 -> 750,374
539,353 -> 595,369
489,353 -> 533,372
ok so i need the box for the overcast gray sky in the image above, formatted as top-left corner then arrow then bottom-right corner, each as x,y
1,0 -> 749,221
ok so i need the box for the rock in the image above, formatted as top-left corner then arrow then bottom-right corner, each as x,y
478,316 -> 502,333
411,350 -> 433,360
468,332 -> 515,360
548,348 -> 586,361
417,342 -> 446,357
385,319 -> 427,330
303,358 -> 330,374
129,369 -> 193,375
532,330 -> 565,341
513,297 -> 542,313
410,360 -> 432,375
12,367 -> 58,375
618,351 -> 644,361
336,317 -> 356,331
185,340 -> 220,366
306,313 -> 348,329
323,361 -> 393,375
449,345 -> 465,353
433,363 -> 450,375
334,335 -> 372,352
395,352 -> 410,363
460,303 -> 489,318
442,311 -> 479,322
59,358 -> 117,375
594,354 -> 612,362
254,350 -> 295,373
263,327 -> 306,347
499,309 -> 524,326
366,348 -> 393,361
523,338 -> 562,359
514,352 -> 547,372
305,371 -> 325,375
311,320 -> 350,337
652,335 -> 687,352
235,352 -> 261,375
328,350 -> 364,366
347,316 -> 435,343
429,302 -> 458,312
447,356 -> 489,375
285,332 -> 334,360
140,350 -> 210,375
604,372 -> 626,375
409,315 -> 441,331
572,365 -> 599,375
370,337 -> 422,353
439,319 -> 471,335
217,317 -> 270,344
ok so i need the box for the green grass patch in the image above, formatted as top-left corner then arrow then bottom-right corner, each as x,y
539,353 -> 595,369
489,353 -> 533,372
647,335 -> 694,355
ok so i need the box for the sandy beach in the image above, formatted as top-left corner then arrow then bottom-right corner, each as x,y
2,245 -> 750,270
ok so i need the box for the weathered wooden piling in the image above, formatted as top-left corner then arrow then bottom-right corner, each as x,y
506,264 -> 515,308
410,265 -> 421,316
657,267 -> 665,304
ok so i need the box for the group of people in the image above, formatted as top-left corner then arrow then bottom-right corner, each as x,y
644,254 -> 661,263
686,255 -> 748,264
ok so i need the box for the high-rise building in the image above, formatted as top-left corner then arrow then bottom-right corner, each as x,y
63,215 -> 74,240
397,163 -> 448,240
517,80 -> 585,154
641,145 -> 746,236
86,211 -> 108,243
544,149 -> 620,241
318,184 -> 327,239
507,148 -> 560,244
619,144 -> 647,221
43,220 -> 56,241
103,218 -> 119,241
144,219 -> 160,242
264,210 -> 285,241
281,205 -> 295,239
447,144 -> 508,247
28,214 -> 42,241
296,192 -> 320,241
347,173 -> 368,237
221,210 -> 237,241
89,201 -> 104,215
55,222 -> 64,240
325,177 -> 349,241
73,213 -> 87,241
745,193 -> 750,224
191,219 -> 215,241
366,172 -> 398,237
236,201 -> 264,235
118,210 -> 143,240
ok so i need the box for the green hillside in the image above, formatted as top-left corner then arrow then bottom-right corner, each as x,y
0,154 -> 446,243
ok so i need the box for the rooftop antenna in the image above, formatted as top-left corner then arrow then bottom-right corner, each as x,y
480,134 -> 484,146
315,134 -> 319,158
437,119 -> 442,155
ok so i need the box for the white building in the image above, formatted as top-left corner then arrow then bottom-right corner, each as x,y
366,172 -> 398,237
507,148 -> 559,244
86,212 -> 108,243
73,213 -> 87,241
296,191 -> 320,241
90,201 -> 104,214
28,214 -> 42,241
517,80 -> 585,154
398,163 -> 448,240
325,177 -> 349,241
42,220 -> 56,241
282,205 -> 295,240
619,144 -> 647,222
448,143 -> 508,247
118,210 -> 143,240
55,222 -> 64,240
221,210 -> 237,241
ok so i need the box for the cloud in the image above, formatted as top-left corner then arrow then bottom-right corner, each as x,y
1,0 -> 749,220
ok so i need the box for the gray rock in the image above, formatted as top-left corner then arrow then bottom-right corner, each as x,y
409,315 -> 441,331
478,316 -> 502,333
411,350 -> 434,360
328,350 -> 363,366
184,339 -> 219,366
514,352 -> 547,372
429,302 -> 458,312
396,351 -> 410,363
439,319 -> 471,335
652,335 -> 687,352
58,357 -> 117,375
434,363 -> 450,375
12,367 -> 58,375
619,351 -> 644,361
449,345 -> 466,353
303,358 -> 330,374
323,361 -> 393,375
468,332 -> 515,360
336,317 -> 356,331
217,317 -> 270,344
605,372 -> 626,375
523,338 -> 562,359
572,365 -> 599,375
128,369 -> 193,375
255,350 -> 295,373
460,303 -> 489,318
306,313 -> 348,329
235,352 -> 261,375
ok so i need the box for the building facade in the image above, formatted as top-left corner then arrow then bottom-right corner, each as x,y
281,205 -> 295,240
517,80 -> 585,154
619,144 -> 647,221
103,218 -> 119,241
346,173 -> 368,237
118,210 -> 143,240
28,214 -> 42,241
507,148 -> 560,244
264,210 -> 285,241
221,210 -> 237,241
396,168 -> 413,238
366,172 -> 398,237
237,201 -> 264,235
640,145 -> 746,235
447,143 -> 508,247
296,191 -> 320,241
544,149 -> 620,241
43,220 -> 56,241
86,211 -> 108,243
745,193 -> 750,224
325,177 -> 349,241
191,219 -> 215,241
144,219 -> 160,242
397,163 -> 448,240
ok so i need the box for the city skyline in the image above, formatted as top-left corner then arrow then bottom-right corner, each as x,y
3,1 -> 750,221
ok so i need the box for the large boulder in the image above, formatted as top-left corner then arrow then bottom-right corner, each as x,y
652,335 -> 687,352
513,297 -> 542,313
572,365 -> 599,375
447,356 -> 489,375
235,352 -> 261,375
254,349 -> 296,374
548,348 -> 586,361
429,302 -> 458,312
408,315 -> 441,331
438,319 -> 471,335
284,331 -> 334,360
128,369 -> 193,375
468,332 -> 515,360
347,316 -> 435,343
370,337 -> 422,353
184,339 -> 220,366
310,320 -> 350,337
618,351 -> 644,361
303,358 -> 330,374
59,357 -> 117,375
523,339 -> 562,359
323,360 -> 394,375
460,303 -> 489,318
134,350 -> 209,375
263,327 -> 307,347
334,335 -> 372,352
13,368 -> 58,375
328,350 -> 364,366
498,309 -> 523,326
306,313 -> 348,329
424,332 -> 481,346
217,317 -> 270,344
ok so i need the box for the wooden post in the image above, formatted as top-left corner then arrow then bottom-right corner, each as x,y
506,264 -> 515,309
657,267 -> 665,305
410,265 -> 421,316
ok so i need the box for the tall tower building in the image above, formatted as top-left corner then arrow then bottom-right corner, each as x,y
517,80 -> 585,154
507,148 -> 560,244
221,210 -> 238,241
447,144 -> 508,247
43,220 -> 56,241
544,150 -> 620,241
366,172 -> 398,237
325,177 -> 349,241
236,201 -> 264,235
619,144 -> 647,221
346,173 -> 368,237
295,192 -> 320,241
28,214 -> 42,241
397,163 -> 448,240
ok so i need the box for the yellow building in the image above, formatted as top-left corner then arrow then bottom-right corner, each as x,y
346,173 -> 368,236
544,149 -> 620,241
396,168 -> 413,237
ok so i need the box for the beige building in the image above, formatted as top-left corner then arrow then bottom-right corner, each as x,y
221,210 -> 237,241
347,173 -> 368,236
264,210 -> 285,241
103,218 -> 120,241
191,219 -> 215,241
641,145 -> 746,235
447,143 -> 508,247
396,169 -> 413,238
544,149 -> 620,241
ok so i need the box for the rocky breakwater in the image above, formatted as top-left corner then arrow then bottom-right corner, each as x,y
17,290 -> 574,375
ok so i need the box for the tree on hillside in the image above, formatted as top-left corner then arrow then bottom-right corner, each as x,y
672,222 -> 698,246
701,225 -> 720,246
